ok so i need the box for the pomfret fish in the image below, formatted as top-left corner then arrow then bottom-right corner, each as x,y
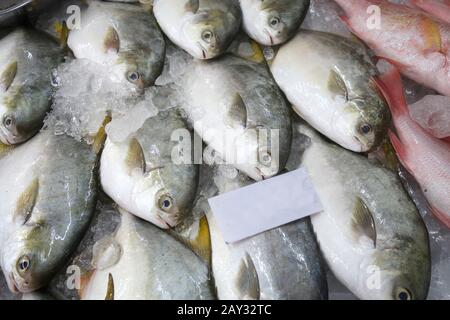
293,122 -> 430,300
100,109 -> 199,229
181,54 -> 292,181
196,164 -> 328,300
268,30 -> 390,153
239,0 -> 310,46
0,129 -> 98,293
81,208 -> 213,300
0,28 -> 63,145
153,0 -> 241,59
68,1 -> 165,92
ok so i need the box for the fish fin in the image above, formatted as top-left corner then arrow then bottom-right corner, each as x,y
91,236 -> 122,270
105,273 -> 114,300
418,17 -> 442,53
388,130 -> 411,171
53,21 -> 69,48
351,197 -> 377,247
227,93 -> 248,128
0,61 -> 17,92
104,26 -> 120,54
328,69 -> 348,100
235,253 -> 260,300
125,138 -> 146,175
189,215 -> 212,266
374,64 -> 408,119
185,0 -> 199,13
78,269 -> 95,299
14,178 -> 39,225
92,115 -> 111,154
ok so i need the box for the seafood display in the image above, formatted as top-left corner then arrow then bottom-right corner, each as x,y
0,0 -> 449,301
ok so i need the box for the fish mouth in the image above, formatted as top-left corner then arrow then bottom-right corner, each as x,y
156,214 -> 177,229
353,135 -> 370,153
264,29 -> 274,46
255,167 -> 267,181
8,273 -> 20,294
0,127 -> 15,145
197,43 -> 207,59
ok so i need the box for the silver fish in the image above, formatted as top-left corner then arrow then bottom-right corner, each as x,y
291,121 -> 430,300
181,54 -> 292,181
0,129 -> 99,293
100,109 -> 199,229
240,0 -> 310,46
67,1 -> 165,92
80,208 -> 213,300
194,164 -> 328,300
0,28 -> 62,145
153,0 -> 241,59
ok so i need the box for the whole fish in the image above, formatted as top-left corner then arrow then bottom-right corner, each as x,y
153,0 -> 241,59
196,164 -> 328,300
80,208 -> 213,300
268,30 -> 390,153
376,65 -> 450,228
67,1 -> 165,92
100,109 -> 199,229
239,0 -> 310,46
181,54 -> 292,181
294,123 -> 430,300
334,0 -> 450,96
0,129 -> 98,293
0,28 -> 62,145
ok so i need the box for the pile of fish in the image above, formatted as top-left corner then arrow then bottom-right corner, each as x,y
0,0 -> 449,300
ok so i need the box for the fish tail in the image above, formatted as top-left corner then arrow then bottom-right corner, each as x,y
374,64 -> 409,119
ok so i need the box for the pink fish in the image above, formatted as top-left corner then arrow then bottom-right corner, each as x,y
334,0 -> 450,96
376,64 -> 450,228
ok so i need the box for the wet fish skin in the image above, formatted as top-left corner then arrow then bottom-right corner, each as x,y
334,0 -> 450,96
377,65 -> 450,229
0,129 -> 98,293
196,164 -> 328,300
81,208 -> 213,300
181,54 -> 292,181
240,0 -> 310,46
153,0 -> 241,59
100,110 -> 199,229
0,28 -> 63,145
294,122 -> 430,300
269,30 -> 390,153
67,1 -> 166,92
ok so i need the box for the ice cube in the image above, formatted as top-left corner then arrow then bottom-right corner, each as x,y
409,95 -> 450,139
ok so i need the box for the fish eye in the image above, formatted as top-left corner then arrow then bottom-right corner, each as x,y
395,288 -> 412,300
17,256 -> 31,273
360,124 -> 372,135
3,115 -> 15,129
202,30 -> 214,43
127,71 -> 140,83
269,17 -> 280,28
158,195 -> 174,212
259,151 -> 272,166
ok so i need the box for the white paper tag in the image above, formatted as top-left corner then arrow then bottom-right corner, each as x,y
208,168 -> 323,243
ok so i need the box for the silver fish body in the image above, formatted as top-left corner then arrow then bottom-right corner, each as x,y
0,28 -> 62,144
196,164 -> 328,300
269,30 -> 390,153
154,0 -> 241,59
100,109 -> 199,229
292,122 -> 431,300
81,208 -> 213,300
0,129 -> 98,293
181,54 -> 292,181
